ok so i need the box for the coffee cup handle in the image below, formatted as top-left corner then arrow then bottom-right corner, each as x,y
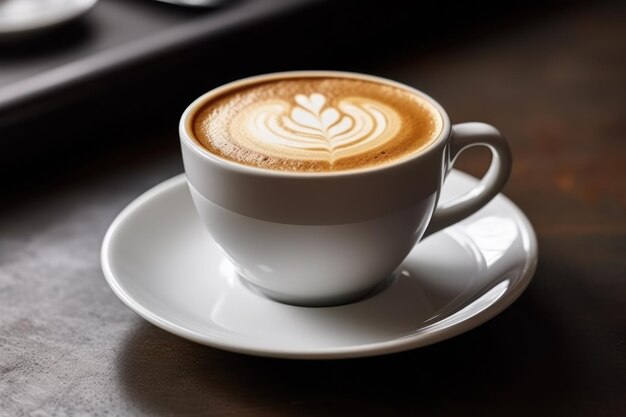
423,122 -> 512,238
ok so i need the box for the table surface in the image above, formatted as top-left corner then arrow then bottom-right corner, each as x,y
1,2 -> 625,416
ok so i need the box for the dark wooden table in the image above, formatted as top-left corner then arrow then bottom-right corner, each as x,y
1,2 -> 624,416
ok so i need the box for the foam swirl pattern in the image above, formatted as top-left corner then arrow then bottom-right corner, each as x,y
192,77 -> 442,172
236,93 -> 401,162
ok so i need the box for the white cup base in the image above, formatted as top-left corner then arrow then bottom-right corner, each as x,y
237,270 -> 399,307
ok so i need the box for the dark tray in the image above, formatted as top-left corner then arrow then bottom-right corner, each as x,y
0,0 -> 339,163
0,0 -> 547,166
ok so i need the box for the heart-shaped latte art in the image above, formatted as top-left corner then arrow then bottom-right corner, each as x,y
233,93 -> 402,163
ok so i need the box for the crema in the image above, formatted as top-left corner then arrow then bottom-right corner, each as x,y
191,77 -> 442,172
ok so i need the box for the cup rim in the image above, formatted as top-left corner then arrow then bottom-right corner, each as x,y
179,70 -> 452,178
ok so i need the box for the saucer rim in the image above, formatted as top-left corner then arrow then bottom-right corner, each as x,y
101,172 -> 538,359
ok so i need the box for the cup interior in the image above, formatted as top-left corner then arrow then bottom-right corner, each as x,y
180,70 -> 451,178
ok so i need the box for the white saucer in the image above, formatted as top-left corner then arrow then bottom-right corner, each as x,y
101,171 -> 537,359
0,0 -> 97,37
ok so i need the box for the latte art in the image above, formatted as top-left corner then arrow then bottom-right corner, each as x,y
192,77 -> 442,172
235,93 -> 400,163
239,93 -> 401,162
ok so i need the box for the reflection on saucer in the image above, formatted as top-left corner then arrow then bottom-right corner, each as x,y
102,171 -> 537,359
459,216 -> 519,267
208,224 -> 520,349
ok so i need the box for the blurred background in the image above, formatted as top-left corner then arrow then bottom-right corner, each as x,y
2,0 -> 624,239
1,0 -> 624,416
3,0 -> 622,179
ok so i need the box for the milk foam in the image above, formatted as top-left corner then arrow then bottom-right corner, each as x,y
232,93 -> 401,162
192,77 -> 443,172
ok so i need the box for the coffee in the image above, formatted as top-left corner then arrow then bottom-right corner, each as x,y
181,72 -> 512,305
191,77 -> 443,172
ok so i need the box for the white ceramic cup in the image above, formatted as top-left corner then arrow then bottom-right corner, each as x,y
180,71 -> 512,306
